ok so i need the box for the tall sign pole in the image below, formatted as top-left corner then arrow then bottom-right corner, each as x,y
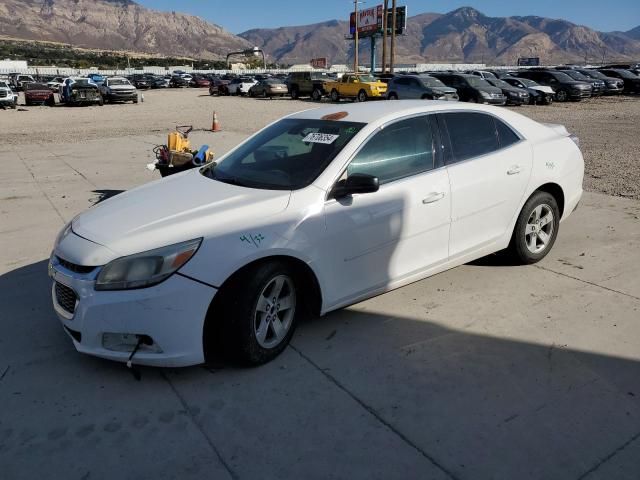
353,0 -> 359,73
381,0 -> 388,73
390,0 -> 396,73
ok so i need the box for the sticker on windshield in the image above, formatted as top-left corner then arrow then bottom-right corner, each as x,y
302,132 -> 339,144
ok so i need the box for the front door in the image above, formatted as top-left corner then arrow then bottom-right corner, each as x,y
320,115 -> 451,308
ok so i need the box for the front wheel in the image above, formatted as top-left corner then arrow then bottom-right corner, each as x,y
290,87 -> 299,100
508,191 -> 560,264
388,92 -> 398,100
311,88 -> 322,101
330,89 -> 339,102
357,90 -> 368,102
218,262 -> 299,365
555,89 -> 568,102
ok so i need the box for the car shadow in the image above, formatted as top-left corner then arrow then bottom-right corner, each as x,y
1,258 -> 639,479
90,189 -> 125,205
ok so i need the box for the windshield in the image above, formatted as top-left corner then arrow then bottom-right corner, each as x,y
24,83 -> 48,90
612,69 -> 638,79
310,73 -> 329,80
516,78 -> 538,87
355,75 -> 376,82
488,79 -> 511,89
204,119 -> 365,190
419,76 -> 446,87
561,70 -> 589,81
580,70 -> 606,80
551,72 -> 574,82
466,77 -> 492,88
0,81 -> 8,88
109,79 -> 130,86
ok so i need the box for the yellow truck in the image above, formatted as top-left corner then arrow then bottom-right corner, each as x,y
327,73 -> 387,102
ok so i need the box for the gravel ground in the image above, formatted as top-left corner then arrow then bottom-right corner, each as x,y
1,89 -> 638,199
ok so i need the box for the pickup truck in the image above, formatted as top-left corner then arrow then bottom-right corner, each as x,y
326,73 -> 387,102
100,77 -> 138,103
287,71 -> 333,100
0,80 -> 18,109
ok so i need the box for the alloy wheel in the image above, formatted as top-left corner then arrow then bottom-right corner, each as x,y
525,204 -> 554,254
253,275 -> 296,349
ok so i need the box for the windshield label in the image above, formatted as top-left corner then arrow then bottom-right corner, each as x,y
303,133 -> 339,144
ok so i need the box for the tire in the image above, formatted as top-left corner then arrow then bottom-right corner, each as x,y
98,96 -> 104,106
311,88 -> 322,101
217,261 -> 299,365
132,96 -> 138,104
388,92 -> 398,100
290,86 -> 299,100
508,191 -> 560,264
249,89 -> 254,97
468,96 -> 478,103
357,90 -> 367,102
420,94 -> 433,100
11,102 -> 17,109
555,89 -> 568,102
262,90 -> 268,99
330,89 -> 339,102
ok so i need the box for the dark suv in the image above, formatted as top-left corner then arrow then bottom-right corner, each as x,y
287,71 -> 333,100
484,78 -> 530,105
517,70 -> 592,102
386,75 -> 458,101
597,69 -> 640,94
556,69 -> 605,96
576,69 -> 624,95
430,73 -> 505,105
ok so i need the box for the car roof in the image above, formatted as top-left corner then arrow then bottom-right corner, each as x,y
289,100 -> 510,124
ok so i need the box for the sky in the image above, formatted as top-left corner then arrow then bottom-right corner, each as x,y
136,0 -> 640,33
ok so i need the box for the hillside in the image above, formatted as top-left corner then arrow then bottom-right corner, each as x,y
0,0 -> 251,60
241,7 -> 640,65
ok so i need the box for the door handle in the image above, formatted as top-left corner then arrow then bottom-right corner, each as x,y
507,165 -> 522,175
422,192 -> 446,204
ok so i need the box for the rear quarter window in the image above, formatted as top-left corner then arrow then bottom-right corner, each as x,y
441,112 -> 499,162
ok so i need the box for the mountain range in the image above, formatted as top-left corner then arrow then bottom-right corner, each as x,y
0,1 -> 638,66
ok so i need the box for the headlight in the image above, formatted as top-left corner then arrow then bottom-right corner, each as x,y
480,91 -> 490,98
54,221 -> 73,248
95,238 -> 202,291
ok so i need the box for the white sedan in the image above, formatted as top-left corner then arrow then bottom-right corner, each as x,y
49,101 -> 583,367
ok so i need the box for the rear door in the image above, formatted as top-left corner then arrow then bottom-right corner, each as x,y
439,111 -> 532,258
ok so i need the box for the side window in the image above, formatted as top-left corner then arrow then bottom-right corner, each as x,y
442,112 -> 499,162
395,77 -> 409,86
347,116 -> 434,184
494,118 -> 520,149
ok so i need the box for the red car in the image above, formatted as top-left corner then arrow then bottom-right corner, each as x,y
190,76 -> 211,88
24,82 -> 55,106
209,79 -> 230,96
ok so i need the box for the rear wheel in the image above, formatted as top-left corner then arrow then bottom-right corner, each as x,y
215,262 -> 299,365
290,86 -> 299,100
311,88 -> 322,101
330,89 -> 340,102
508,191 -> 560,264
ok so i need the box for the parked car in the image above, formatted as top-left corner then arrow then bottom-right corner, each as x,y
99,77 -> 138,104
23,82 -> 55,106
87,73 -> 106,87
146,75 -> 169,88
485,78 -> 530,105
430,73 -> 506,105
576,70 -> 624,95
169,75 -> 189,88
47,76 -> 66,92
227,77 -> 257,96
601,64 -> 640,75
287,71 -> 333,100
11,74 -> 35,91
129,74 -> 153,89
208,79 -> 230,96
556,69 -> 605,96
59,78 -> 103,106
501,77 -> 555,105
597,69 -> 640,94
386,74 -> 458,101
0,80 -> 18,109
49,101 -> 583,367
249,79 -> 289,98
517,70 -> 591,102
325,73 -> 387,102
190,75 -> 211,88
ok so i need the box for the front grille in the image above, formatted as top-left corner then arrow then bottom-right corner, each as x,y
0,91 -> 7,98
56,256 -> 96,274
55,282 -> 77,315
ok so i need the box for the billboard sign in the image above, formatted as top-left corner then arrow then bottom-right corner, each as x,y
518,57 -> 540,66
349,5 -> 383,37
310,57 -> 328,69
349,5 -> 407,37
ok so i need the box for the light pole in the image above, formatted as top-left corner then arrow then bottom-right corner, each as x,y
390,0 -> 396,73
353,0 -> 364,73
381,0 -> 388,73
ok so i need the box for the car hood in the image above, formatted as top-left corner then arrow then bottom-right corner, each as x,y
73,170 -> 292,257
530,85 -> 554,94
431,86 -> 457,95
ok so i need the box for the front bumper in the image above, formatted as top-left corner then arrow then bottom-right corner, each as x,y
482,96 -> 507,105
106,91 -> 137,101
49,254 -> 216,367
0,96 -> 16,105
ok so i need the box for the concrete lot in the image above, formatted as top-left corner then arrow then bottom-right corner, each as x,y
1,93 -> 640,479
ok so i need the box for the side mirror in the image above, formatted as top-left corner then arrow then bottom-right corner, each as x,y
331,173 -> 379,199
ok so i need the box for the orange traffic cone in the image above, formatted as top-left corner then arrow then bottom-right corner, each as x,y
211,111 -> 221,132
